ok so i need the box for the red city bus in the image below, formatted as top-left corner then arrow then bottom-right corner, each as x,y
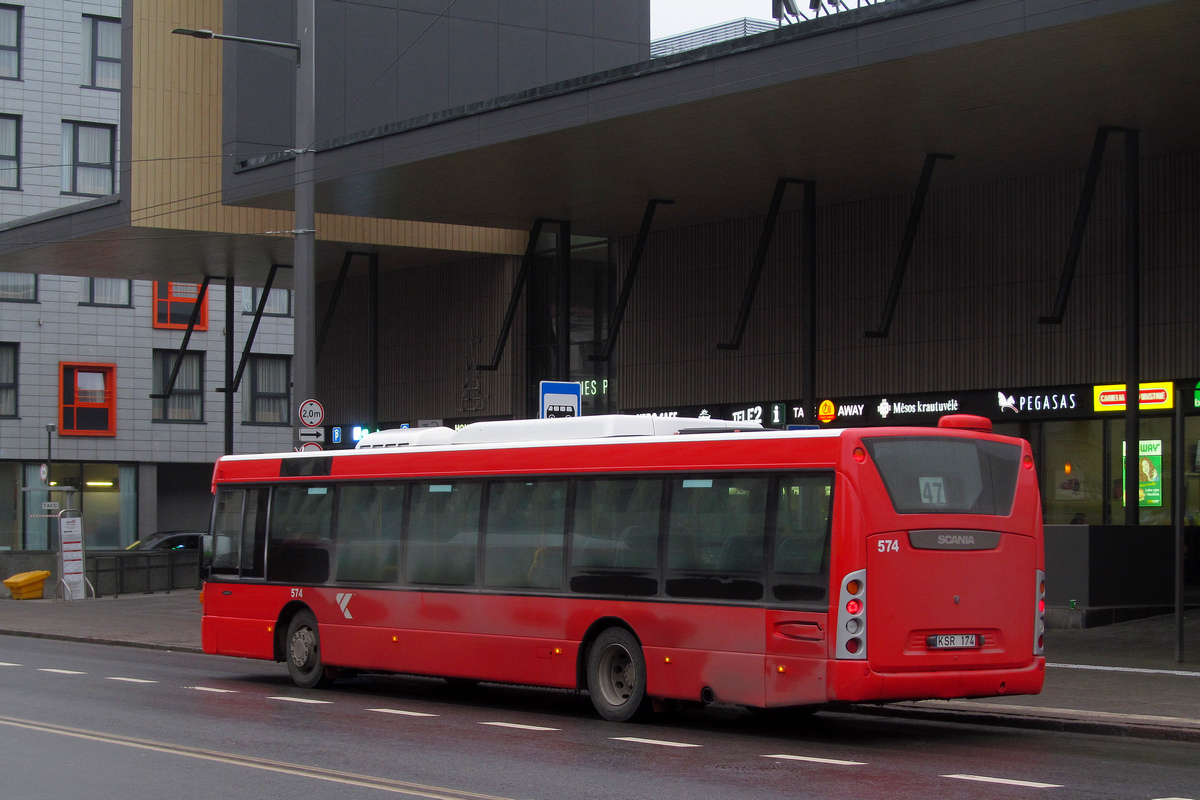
201,414 -> 1045,721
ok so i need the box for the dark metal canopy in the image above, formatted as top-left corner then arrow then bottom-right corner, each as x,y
226,0 -> 1199,238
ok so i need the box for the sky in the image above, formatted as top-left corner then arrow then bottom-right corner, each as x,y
651,1 -> 776,40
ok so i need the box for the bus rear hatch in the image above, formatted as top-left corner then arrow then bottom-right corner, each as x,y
866,529 -> 1036,671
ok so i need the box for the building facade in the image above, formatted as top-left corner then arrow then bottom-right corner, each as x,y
0,1 -> 295,556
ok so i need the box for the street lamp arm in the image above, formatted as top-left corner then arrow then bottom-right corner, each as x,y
171,27 -> 300,53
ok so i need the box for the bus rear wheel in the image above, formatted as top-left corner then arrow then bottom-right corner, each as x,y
587,627 -> 649,722
286,610 -> 332,689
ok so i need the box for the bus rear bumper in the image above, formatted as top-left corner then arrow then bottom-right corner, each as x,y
827,657 -> 1046,703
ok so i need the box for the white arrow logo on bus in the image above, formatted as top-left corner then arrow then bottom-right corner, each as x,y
336,592 -> 354,620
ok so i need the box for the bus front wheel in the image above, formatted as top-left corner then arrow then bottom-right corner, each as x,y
286,610 -> 332,689
587,627 -> 649,722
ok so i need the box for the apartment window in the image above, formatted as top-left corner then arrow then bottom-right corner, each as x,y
0,343 -> 16,417
242,286 -> 290,316
0,272 -> 35,301
0,114 -> 17,189
61,121 -> 116,196
152,281 -> 208,329
245,355 -> 289,425
80,277 -> 130,306
83,16 -> 121,90
60,362 -> 117,436
0,5 -> 20,80
153,350 -> 203,422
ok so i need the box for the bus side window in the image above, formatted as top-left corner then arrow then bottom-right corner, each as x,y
770,473 -> 833,603
569,477 -> 661,597
334,484 -> 403,583
266,485 -> 333,584
665,475 -> 767,601
407,482 -> 481,586
484,480 -> 565,590
211,489 -> 245,575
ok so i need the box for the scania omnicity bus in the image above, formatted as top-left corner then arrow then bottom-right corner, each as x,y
201,413 -> 1045,721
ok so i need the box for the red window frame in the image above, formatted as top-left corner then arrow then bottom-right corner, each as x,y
59,362 -> 117,436
152,281 -> 208,330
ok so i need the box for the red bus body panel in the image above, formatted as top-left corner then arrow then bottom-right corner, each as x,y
202,424 -> 1044,710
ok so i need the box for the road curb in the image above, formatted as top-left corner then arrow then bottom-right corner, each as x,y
847,702 -> 1200,743
0,628 -> 204,655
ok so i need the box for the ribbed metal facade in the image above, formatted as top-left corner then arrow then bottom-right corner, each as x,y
319,254 -> 524,424
318,151 -> 1198,423
618,151 -> 1199,409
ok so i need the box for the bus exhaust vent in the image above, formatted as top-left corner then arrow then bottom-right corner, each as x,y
448,414 -> 763,445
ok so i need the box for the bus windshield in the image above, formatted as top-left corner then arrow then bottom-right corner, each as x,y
864,436 -> 1022,515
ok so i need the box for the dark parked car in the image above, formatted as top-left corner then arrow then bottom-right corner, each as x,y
126,530 -> 210,555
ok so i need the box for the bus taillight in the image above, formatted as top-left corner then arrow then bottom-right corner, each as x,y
1034,570 -> 1046,656
836,569 -> 867,660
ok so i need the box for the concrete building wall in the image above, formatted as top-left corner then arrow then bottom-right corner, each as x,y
0,278 -> 294,465
223,0 -> 651,162
1,0 -> 122,218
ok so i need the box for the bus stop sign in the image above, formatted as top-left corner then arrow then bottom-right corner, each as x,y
540,381 -> 581,418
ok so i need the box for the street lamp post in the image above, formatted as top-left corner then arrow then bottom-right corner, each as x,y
174,0 -> 316,448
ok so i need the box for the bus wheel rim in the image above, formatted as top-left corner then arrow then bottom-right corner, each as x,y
597,643 -> 635,706
290,626 -> 317,670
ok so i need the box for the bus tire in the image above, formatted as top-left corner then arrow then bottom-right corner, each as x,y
285,610 -> 331,689
586,627 -> 649,722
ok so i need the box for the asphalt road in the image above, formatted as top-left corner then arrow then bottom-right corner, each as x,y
1,635 -> 1198,800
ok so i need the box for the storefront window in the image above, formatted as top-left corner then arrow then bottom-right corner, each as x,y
1040,420 -> 1105,525
1107,417 -> 1173,526
13,461 -> 135,550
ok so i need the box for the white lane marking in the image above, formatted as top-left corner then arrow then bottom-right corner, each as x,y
1050,663 -> 1200,678
943,774 -> 1062,789
0,662 -> 21,667
186,686 -> 238,693
367,709 -> 439,718
0,713 -> 521,800
763,754 -> 866,766
268,696 -> 333,705
38,668 -> 85,675
107,677 -> 158,684
912,700 -> 1200,727
479,722 -> 560,731
1151,797 -> 1196,799
610,736 -> 701,748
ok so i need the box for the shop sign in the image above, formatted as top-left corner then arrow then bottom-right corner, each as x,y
632,401 -> 807,429
1122,440 -> 1163,508
1093,382 -> 1174,412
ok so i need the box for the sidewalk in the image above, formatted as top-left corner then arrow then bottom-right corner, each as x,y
2,591 -> 1199,741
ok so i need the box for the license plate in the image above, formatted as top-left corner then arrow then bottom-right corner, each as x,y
927,633 -> 978,649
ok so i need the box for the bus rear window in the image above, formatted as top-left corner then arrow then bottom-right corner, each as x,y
863,437 -> 1022,515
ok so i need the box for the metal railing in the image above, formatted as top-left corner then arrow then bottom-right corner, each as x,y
86,551 -> 202,597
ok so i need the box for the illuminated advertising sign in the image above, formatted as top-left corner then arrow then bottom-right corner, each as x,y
1122,440 -> 1163,508
1093,382 -> 1174,412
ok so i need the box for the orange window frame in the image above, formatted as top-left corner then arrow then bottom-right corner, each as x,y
59,362 -> 117,436
152,281 -> 209,330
